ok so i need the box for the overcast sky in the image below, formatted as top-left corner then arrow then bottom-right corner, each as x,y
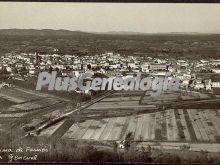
0,2 -> 220,33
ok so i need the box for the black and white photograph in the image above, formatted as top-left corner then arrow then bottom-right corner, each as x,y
0,2 -> 220,164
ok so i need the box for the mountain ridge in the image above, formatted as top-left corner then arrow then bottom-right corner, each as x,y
0,29 -> 219,36
0,29 -> 91,36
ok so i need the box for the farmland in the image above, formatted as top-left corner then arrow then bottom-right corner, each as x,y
41,109 -> 220,144
25,90 -> 220,152
1,86 -> 220,156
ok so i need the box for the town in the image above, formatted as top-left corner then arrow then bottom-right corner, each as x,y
1,51 -> 220,95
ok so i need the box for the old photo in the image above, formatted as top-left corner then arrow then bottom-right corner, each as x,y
0,2 -> 220,163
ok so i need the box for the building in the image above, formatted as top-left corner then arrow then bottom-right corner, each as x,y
212,69 -> 220,73
149,63 -> 167,71
204,79 -> 212,90
211,76 -> 220,88
181,79 -> 189,87
194,83 -> 205,90
212,82 -> 220,88
141,63 -> 149,73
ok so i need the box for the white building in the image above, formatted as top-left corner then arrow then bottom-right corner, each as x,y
212,69 -> 220,73
194,83 -> 205,90
181,80 -> 189,87
149,64 -> 167,71
212,82 -> 220,88
127,63 -> 136,69
6,66 -> 12,72
205,79 -> 212,90
141,64 -> 149,73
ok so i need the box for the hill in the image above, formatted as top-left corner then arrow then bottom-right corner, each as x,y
0,29 -> 92,36
0,29 -> 220,59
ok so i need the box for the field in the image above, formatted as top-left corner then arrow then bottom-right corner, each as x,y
26,90 -> 219,152
39,109 -> 220,144
1,87 -> 220,154
0,86 -> 70,135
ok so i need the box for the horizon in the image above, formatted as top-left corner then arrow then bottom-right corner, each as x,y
1,28 -> 220,35
0,3 -> 220,34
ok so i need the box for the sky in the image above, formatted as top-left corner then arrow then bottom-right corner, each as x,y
0,2 -> 220,33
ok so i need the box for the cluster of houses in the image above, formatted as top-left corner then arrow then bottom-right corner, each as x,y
0,51 -> 220,92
